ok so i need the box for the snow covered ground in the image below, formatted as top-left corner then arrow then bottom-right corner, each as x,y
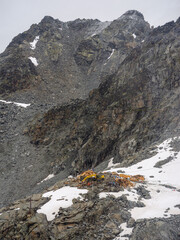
101,137 -> 180,239
37,186 -> 88,221
0,136 -> 179,239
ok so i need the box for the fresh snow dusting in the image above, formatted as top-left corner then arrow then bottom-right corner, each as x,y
37,174 -> 55,185
28,57 -> 38,66
37,186 -> 88,221
30,36 -> 39,50
132,33 -> 137,39
0,100 -> 31,108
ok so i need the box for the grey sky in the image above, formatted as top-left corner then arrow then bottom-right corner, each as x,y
0,0 -> 180,53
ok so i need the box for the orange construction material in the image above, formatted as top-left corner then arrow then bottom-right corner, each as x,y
77,170 -> 95,179
75,170 -> 144,188
116,178 -> 134,188
130,175 -> 145,182
119,174 -> 145,182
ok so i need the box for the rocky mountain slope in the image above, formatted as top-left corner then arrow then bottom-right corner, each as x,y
0,10 -> 152,208
27,16 -> 180,175
0,137 -> 180,240
0,9 -> 180,239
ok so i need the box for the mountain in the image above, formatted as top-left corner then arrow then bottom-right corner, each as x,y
0,10 -> 180,239
0,10 -> 150,103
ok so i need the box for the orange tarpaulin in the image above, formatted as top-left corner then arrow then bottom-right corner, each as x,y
77,170 -> 145,188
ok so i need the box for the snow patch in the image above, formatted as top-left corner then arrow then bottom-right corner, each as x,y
114,222 -> 133,240
107,158 -> 119,168
14,208 -> 20,211
99,188 -> 138,202
107,138 -> 180,188
28,57 -> 38,66
30,36 -> 39,50
37,186 -> 88,221
106,137 -> 180,240
130,184 -> 180,220
107,49 -> 115,60
104,49 -> 115,65
104,137 -> 180,221
0,100 -> 31,108
37,174 -> 55,185
68,175 -> 73,179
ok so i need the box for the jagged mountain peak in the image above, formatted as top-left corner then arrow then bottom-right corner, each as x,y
120,10 -> 145,20
106,9 -> 149,34
0,10 -> 150,100
40,15 -> 58,23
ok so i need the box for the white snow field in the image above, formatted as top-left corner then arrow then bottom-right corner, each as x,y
36,137 -> 180,239
102,137 -> 180,239
37,186 -> 88,221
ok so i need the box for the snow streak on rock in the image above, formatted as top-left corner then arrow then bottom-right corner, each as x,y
30,36 -> 39,50
37,174 -> 55,185
0,100 -> 31,108
28,56 -> 38,66
107,49 -> 115,60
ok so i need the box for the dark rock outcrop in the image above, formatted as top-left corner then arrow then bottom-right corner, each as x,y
27,17 -> 180,176
0,10 -> 150,103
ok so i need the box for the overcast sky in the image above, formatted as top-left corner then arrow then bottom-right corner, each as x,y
0,0 -> 180,53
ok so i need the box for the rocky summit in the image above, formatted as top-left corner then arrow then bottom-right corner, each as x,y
0,10 -> 180,239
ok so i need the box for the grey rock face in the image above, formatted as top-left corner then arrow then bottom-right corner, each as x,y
131,216 -> 180,240
27,17 -> 180,177
0,10 -> 152,208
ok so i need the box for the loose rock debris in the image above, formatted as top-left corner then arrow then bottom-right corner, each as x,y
66,170 -> 145,189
